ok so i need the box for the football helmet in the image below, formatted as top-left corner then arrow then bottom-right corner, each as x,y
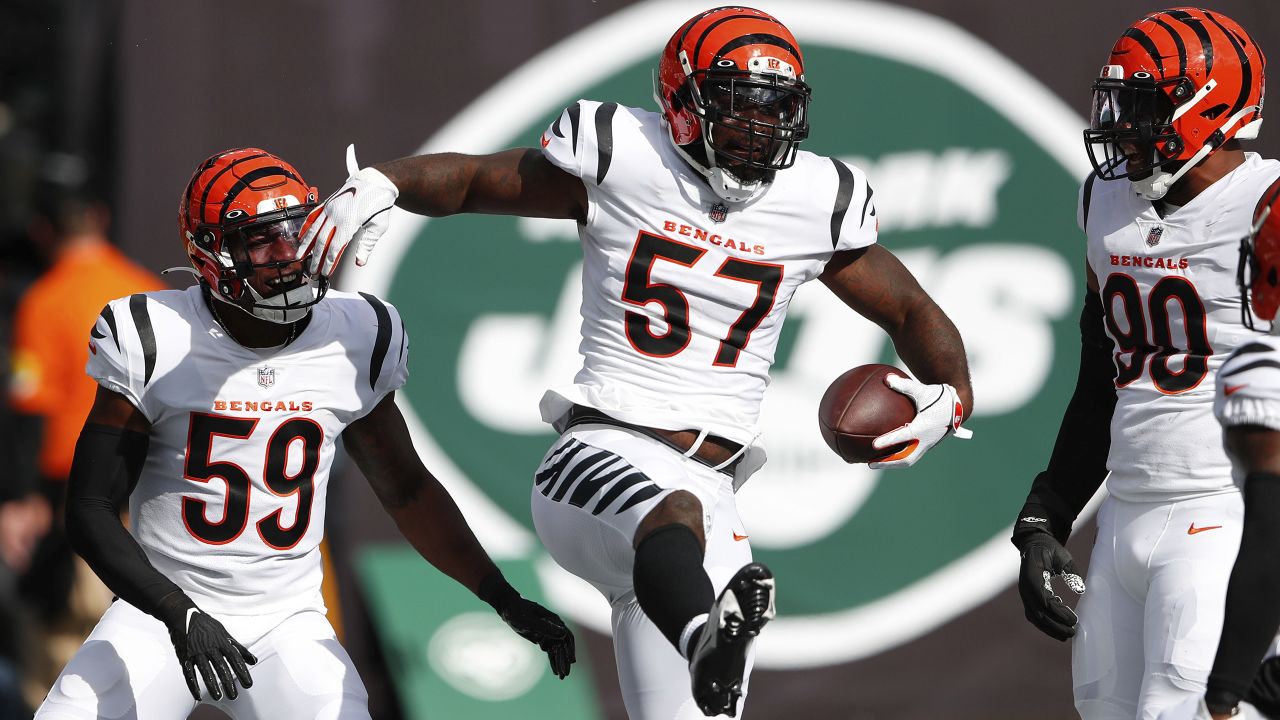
1238,177 -> 1280,329
179,148 -> 324,324
1085,8 -> 1265,201
656,6 -> 811,203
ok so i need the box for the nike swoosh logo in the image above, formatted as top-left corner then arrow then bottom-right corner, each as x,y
732,531 -> 749,542
540,133 -> 551,148
1224,384 -> 1248,396
1188,523 -> 1223,535
88,341 -> 97,355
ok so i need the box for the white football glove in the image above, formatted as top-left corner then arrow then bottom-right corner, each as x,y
297,144 -> 399,278
1157,695 -> 1256,720
868,374 -> 972,469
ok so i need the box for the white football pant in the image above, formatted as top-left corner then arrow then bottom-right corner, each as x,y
1073,492 -> 1243,720
35,600 -> 370,719
531,424 -> 755,719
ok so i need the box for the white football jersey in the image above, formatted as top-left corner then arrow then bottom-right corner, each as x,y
1215,334 -> 1280,485
85,286 -> 408,618
1084,152 -> 1280,501
538,100 -> 876,467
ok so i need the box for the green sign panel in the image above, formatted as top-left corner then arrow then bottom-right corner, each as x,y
354,0 -> 1092,670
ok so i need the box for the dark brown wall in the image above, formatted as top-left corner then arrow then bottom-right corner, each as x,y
107,3 -> 1280,718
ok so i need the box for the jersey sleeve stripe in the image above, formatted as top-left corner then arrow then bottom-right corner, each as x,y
569,101 -> 582,156
860,184 -> 875,227
359,292 -> 393,390
128,294 -> 158,386
92,304 -> 121,351
397,314 -> 407,363
828,159 -> 855,249
1082,171 -> 1099,232
1232,342 -> 1275,358
1221,358 -> 1280,379
594,102 -> 619,185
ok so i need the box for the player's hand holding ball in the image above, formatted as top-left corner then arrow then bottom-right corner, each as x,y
818,364 -> 971,468
298,144 -> 399,277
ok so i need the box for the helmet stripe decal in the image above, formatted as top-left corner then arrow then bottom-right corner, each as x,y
196,151 -> 269,226
1164,10 -> 1214,75
828,158 -> 854,249
219,166 -> 302,224
1203,11 -> 1254,121
715,33 -> 801,62
691,14 -> 767,67
594,102 -> 618,185
1123,28 -> 1166,78
128,294 -> 157,387
1149,15 -> 1187,78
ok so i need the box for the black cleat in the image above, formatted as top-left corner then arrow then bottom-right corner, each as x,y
688,562 -> 776,717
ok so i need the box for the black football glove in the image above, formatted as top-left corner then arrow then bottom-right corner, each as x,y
479,573 -> 576,679
157,592 -> 257,701
1013,529 -> 1086,642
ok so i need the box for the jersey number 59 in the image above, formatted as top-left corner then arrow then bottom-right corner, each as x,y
182,412 -> 322,550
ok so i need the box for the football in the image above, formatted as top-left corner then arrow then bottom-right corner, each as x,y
818,364 -> 917,463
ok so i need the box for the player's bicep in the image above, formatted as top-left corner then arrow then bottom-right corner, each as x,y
463,149 -> 587,222
819,245 -> 932,331
343,392 -> 431,509
1225,425 -> 1280,475
85,385 -> 150,434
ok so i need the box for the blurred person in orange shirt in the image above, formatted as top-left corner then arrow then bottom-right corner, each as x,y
4,184 -> 164,705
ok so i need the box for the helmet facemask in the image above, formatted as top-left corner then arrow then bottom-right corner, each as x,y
192,210 -> 327,325
1239,186 -> 1280,332
690,72 -> 809,187
1085,71 -> 1188,186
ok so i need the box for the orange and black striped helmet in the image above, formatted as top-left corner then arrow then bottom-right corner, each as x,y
1085,7 -> 1264,199
1239,177 -> 1280,327
655,6 -> 810,201
179,148 -> 324,322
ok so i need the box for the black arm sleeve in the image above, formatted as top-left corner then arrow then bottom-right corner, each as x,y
65,423 -> 185,618
1013,290 -> 1117,545
1204,472 -> 1280,713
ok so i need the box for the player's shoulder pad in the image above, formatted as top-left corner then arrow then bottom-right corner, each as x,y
826,157 -> 877,252
345,291 -> 409,394
541,99 -> 629,187
1216,338 -> 1280,430
86,291 -> 178,407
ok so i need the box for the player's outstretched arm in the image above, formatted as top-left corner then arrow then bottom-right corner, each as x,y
300,145 -> 587,276
343,392 -> 576,678
820,245 -> 973,468
66,386 -> 256,701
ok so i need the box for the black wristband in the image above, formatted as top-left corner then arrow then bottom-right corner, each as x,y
477,572 -> 520,614
155,590 -> 197,631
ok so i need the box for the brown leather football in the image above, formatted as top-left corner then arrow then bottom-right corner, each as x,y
818,364 -> 917,463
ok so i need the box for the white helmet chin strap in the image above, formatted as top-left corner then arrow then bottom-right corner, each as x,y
1131,105 -> 1264,201
668,135 -> 770,204
242,283 -> 317,324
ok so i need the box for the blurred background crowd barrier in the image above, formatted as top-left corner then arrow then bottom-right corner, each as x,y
1,1 -> 1277,718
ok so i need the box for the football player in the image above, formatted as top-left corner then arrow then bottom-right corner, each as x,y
299,7 -> 973,719
1010,8 -> 1278,719
34,148 -> 574,719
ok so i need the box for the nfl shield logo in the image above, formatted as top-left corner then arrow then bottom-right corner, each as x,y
709,202 -> 729,223
1146,225 -> 1164,247
257,367 -> 275,389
